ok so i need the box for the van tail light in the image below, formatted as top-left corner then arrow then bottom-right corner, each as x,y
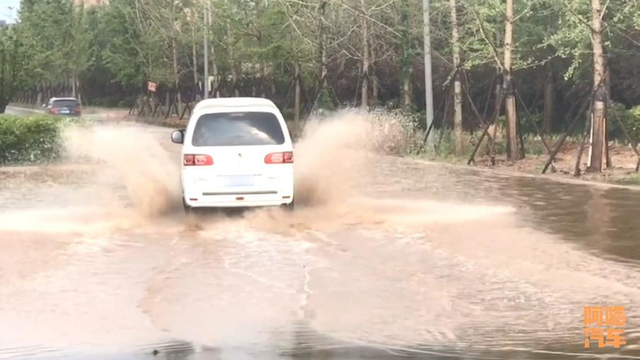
265,152 -> 293,164
184,154 -> 213,166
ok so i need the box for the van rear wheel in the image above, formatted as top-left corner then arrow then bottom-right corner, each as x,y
283,199 -> 295,211
183,198 -> 193,214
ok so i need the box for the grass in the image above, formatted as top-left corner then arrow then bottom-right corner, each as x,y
612,174 -> 640,185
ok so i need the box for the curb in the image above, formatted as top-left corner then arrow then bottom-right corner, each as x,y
414,158 -> 640,191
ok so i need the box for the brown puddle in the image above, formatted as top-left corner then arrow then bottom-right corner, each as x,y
0,111 -> 640,359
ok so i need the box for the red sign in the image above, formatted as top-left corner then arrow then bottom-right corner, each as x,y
148,81 -> 157,92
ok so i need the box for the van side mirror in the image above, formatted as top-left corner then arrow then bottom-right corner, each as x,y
171,130 -> 185,144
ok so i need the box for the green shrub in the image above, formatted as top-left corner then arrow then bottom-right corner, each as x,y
316,88 -> 335,111
117,96 -> 136,109
0,115 -> 67,165
520,112 -> 544,136
493,140 -> 507,155
524,137 -> 546,156
90,95 -> 124,108
608,103 -> 640,143
622,105 -> 640,143
614,175 -> 640,186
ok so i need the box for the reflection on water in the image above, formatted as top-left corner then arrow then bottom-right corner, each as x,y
2,157 -> 640,360
382,158 -> 640,264
502,174 -> 640,264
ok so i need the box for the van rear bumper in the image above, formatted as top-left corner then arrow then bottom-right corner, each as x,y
184,193 -> 293,208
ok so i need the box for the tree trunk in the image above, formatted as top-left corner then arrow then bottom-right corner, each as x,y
503,0 -> 521,161
319,35 -> 328,100
313,0 -> 328,111
403,75 -> 412,110
294,60 -> 301,127
450,0 -> 463,155
361,67 -> 369,109
212,60 -> 219,98
321,50 -> 328,86
255,1 -> 266,99
543,66 -> 554,133
371,43 -> 379,106
171,37 -> 182,115
191,23 -> 198,88
71,76 -> 77,98
372,72 -> 379,105
76,78 -> 82,105
493,32 -> 502,123
271,70 -> 277,98
37,82 -> 43,106
588,0 -> 606,173
227,24 -> 239,97
210,4 -> 219,98
604,55 -> 611,168
260,62 -> 266,98
398,1 -> 413,111
232,69 -> 239,97
604,55 -> 611,100
361,0 -> 369,109
0,44 -> 5,112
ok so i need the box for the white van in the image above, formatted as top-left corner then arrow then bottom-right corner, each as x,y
171,98 -> 294,212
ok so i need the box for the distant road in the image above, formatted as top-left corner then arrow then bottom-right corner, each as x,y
5,105 -> 42,116
5,105 -> 127,123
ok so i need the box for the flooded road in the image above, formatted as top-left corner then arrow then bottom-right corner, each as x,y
1,115 -> 640,359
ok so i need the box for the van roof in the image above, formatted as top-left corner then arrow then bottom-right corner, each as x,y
50,97 -> 78,102
193,97 -> 279,114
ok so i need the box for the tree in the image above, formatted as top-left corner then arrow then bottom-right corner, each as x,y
450,0 -> 463,155
0,26 -> 35,113
503,0 -> 521,160
68,2 -> 94,103
101,0 -> 151,87
6,0 -> 640,162
394,1 -> 418,111
588,0 -> 607,172
544,0 -> 638,172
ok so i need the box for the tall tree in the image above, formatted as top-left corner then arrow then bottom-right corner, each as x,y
503,0 -> 521,160
68,2 -> 94,103
588,0 -> 607,172
0,27 -> 35,113
360,0 -> 370,108
395,1 -> 415,110
450,0 -> 463,155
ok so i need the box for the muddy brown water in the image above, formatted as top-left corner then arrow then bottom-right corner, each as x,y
1,117 -> 640,360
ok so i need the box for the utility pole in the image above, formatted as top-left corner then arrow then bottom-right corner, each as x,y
203,1 -> 210,99
422,0 -> 434,145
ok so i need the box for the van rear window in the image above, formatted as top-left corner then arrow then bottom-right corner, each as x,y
192,112 -> 285,146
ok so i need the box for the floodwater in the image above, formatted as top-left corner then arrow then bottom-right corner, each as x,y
1,110 -> 640,360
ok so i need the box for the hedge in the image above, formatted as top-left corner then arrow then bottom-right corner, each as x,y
0,115 -> 67,165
